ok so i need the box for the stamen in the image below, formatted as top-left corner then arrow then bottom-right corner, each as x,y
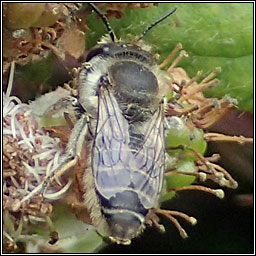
165,170 -> 197,177
185,70 -> 203,88
159,43 -> 183,68
205,133 -> 253,144
23,162 -> 41,184
210,163 -> 238,189
167,50 -> 188,72
43,178 -> 72,200
10,176 -> 20,189
196,107 -> 230,129
155,209 -> 188,239
167,104 -> 199,116
182,79 -> 219,100
3,231 -> 14,242
20,183 -> 44,203
151,218 -> 166,233
168,185 -> 225,199
200,67 -> 221,84
13,219 -> 23,240
6,62 -> 16,98
28,215 -> 47,223
158,209 -> 197,226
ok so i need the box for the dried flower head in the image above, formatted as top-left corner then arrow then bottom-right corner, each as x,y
95,3 -> 155,19
3,63 -> 71,252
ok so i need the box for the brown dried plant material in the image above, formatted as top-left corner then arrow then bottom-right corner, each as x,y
97,3 -> 154,11
162,44 -> 252,150
3,63 -> 70,250
95,3 -> 155,19
3,3 -> 87,67
3,62 -> 94,252
56,25 -> 85,59
161,45 -> 252,159
150,43 -> 253,237
3,3 -> 46,30
160,44 -> 238,130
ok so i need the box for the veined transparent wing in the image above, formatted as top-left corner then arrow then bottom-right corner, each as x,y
92,86 -> 165,209
92,86 -> 132,197
131,102 -> 165,208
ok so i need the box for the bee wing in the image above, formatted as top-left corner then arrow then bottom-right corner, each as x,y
92,87 -> 133,198
131,103 -> 165,208
92,86 -> 165,210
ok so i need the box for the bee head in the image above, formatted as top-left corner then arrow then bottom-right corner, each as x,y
84,42 -> 160,108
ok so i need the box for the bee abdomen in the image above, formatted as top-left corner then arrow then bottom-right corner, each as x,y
100,190 -> 147,244
99,190 -> 148,216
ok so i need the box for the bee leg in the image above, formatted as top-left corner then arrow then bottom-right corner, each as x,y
44,95 -> 77,115
63,111 -> 75,129
147,208 -> 197,239
41,114 -> 89,194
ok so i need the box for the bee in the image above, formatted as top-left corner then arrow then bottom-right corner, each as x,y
43,3 -> 177,245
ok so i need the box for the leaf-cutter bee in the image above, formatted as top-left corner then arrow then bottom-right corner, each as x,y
43,3 -> 178,245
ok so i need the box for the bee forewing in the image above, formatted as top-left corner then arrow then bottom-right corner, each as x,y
133,103 -> 165,206
92,87 -> 131,194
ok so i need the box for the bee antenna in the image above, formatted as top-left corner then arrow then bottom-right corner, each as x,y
88,3 -> 116,42
137,7 -> 177,41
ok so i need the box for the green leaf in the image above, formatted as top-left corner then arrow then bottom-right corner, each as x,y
31,204 -> 105,253
51,204 -> 105,253
16,53 -> 54,83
